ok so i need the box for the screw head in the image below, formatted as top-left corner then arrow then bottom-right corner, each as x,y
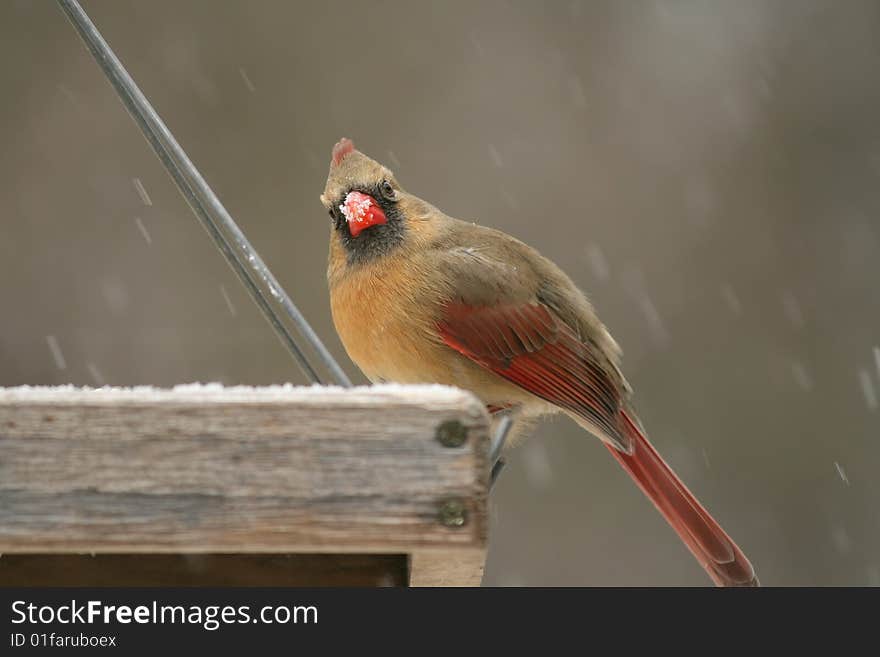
435,420 -> 468,448
438,499 -> 468,527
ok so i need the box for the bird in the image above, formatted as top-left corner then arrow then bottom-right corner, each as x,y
320,137 -> 757,587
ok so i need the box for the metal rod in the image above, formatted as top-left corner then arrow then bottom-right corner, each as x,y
490,458 -> 506,490
489,412 -> 514,489
57,0 -> 351,387
489,413 -> 514,466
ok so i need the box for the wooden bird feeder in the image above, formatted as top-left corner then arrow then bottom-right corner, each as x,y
0,384 -> 490,586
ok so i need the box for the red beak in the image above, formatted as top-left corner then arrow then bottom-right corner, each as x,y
340,191 -> 387,237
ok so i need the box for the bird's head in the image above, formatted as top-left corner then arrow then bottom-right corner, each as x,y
321,138 -> 416,264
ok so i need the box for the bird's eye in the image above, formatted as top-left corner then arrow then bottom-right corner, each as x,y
378,179 -> 396,201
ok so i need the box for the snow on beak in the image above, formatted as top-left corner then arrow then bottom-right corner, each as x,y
340,191 -> 387,237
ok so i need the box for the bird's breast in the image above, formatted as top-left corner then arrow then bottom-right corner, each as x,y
328,254 -> 447,384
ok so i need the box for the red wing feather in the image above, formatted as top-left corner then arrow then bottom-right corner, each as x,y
438,302 -> 627,447
438,301 -> 758,586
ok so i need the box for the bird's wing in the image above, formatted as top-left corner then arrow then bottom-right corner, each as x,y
436,247 -> 630,451
434,241 -> 758,586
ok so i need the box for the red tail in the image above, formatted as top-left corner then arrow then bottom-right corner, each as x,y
608,411 -> 758,587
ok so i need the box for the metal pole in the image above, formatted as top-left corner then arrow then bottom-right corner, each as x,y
56,0 -> 352,387
489,413 -> 513,489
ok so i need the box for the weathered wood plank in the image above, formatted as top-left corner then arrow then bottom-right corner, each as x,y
0,385 -> 490,558
409,549 -> 486,587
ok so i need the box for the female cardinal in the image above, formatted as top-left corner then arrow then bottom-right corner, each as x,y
321,137 -> 757,587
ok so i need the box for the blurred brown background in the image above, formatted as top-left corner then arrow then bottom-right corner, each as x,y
2,0 -> 879,585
